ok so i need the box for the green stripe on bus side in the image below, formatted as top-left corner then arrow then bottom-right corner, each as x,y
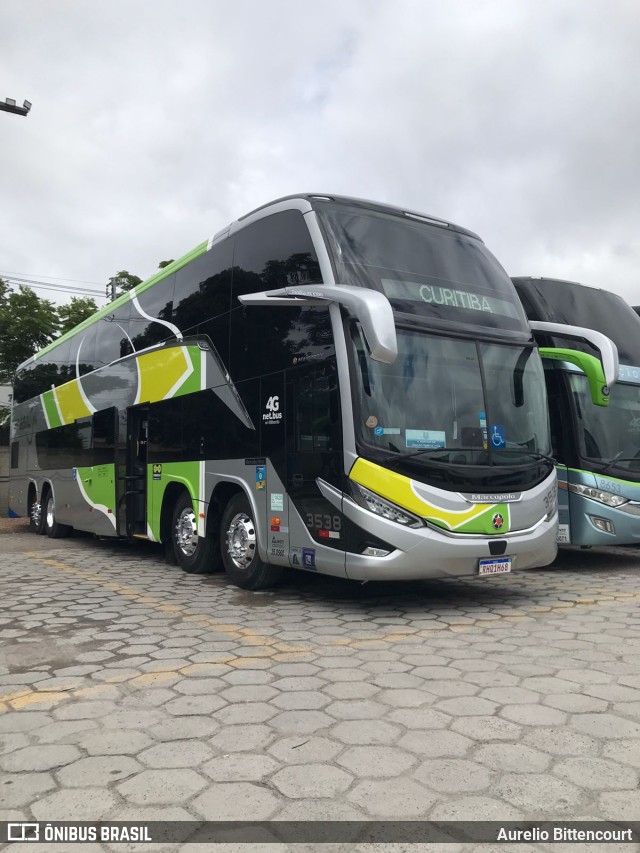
147,461 -> 202,543
41,390 -> 62,428
31,240 -> 209,362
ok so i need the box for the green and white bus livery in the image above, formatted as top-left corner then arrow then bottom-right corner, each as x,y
9,196 -> 614,588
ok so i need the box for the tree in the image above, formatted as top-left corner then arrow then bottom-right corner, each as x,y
0,279 -> 59,383
158,259 -> 175,269
108,270 -> 142,300
57,296 -> 99,335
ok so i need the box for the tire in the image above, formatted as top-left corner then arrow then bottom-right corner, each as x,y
44,492 -> 72,539
171,490 -> 217,574
28,492 -> 45,535
220,492 -> 283,590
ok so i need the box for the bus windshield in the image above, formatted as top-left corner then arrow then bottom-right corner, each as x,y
568,374 -> 640,475
317,204 -> 530,334
350,327 -> 551,472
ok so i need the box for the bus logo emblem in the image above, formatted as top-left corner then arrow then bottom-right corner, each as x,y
492,513 -> 504,530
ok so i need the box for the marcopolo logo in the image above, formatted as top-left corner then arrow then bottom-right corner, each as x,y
263,396 -> 283,425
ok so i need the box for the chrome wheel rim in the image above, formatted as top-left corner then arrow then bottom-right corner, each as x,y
175,507 -> 198,557
46,496 -> 55,529
226,512 -> 256,570
31,500 -> 42,529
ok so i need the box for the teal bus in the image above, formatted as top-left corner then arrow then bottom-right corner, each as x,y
9,196 -> 614,588
514,276 -> 640,546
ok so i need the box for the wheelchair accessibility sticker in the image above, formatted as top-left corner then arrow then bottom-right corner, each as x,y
490,425 -> 506,448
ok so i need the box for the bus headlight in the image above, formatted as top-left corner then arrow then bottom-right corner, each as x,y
568,483 -> 628,508
351,483 -> 423,528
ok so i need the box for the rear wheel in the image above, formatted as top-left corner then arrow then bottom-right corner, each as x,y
29,492 -> 45,535
44,493 -> 72,539
220,493 -> 283,590
171,491 -> 217,574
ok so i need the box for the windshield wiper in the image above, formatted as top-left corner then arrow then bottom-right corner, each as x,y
380,447 -> 487,468
498,446 -> 557,467
597,452 -> 640,475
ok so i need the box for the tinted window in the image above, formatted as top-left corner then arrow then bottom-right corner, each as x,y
95,302 -> 133,368
36,420 -> 92,469
230,210 -> 323,380
10,441 -> 19,469
69,324 -> 98,377
173,240 -> 233,366
130,274 -> 176,351
147,397 -> 184,463
92,407 -> 116,464
318,204 -> 529,334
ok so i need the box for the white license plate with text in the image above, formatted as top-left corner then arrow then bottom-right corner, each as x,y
478,557 -> 512,576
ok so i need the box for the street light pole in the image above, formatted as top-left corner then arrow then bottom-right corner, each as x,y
0,97 -> 32,117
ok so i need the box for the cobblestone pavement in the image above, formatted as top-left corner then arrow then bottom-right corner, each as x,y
1,520 -> 640,852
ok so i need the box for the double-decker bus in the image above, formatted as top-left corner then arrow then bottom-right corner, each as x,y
514,276 -> 640,546
9,196 -> 614,588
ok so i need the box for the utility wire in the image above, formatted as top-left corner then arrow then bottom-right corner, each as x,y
2,276 -> 106,300
0,270 -> 105,287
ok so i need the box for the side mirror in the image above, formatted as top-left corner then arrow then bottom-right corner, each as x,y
238,283 -> 397,364
539,347 -> 611,406
529,320 -> 618,389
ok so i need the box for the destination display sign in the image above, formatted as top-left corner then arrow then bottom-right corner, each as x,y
381,279 -> 523,320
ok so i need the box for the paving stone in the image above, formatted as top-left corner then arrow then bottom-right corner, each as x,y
34,719 -> 98,744
31,787 -> 119,820
52,701 -> 118,720
117,768 -> 207,804
479,686 -> 541,704
152,716 -> 220,740
57,755 -> 141,786
570,713 -> 640,739
414,758 -> 491,793
267,735 -> 343,764
554,756 -> 639,790
336,745 -> 417,777
270,710 -> 333,734
0,773 -> 56,807
495,773 -> 583,814
473,743 -> 551,772
544,693 -> 608,713
435,697 -> 499,716
165,694 -> 228,716
602,739 -> 640,769
321,682 -> 380,700
599,790 -> 640,821
451,716 -> 522,742
0,711 -> 51,732
398,730 -> 472,757
269,691 -> 330,710
209,724 -> 275,752
202,753 -> 279,781
1,744 -> 81,772
429,795 -> 524,821
331,719 -> 401,746
387,707 -> 452,729
77,731 -> 150,758
192,781 -> 281,819
325,700 -> 387,720
500,704 -> 567,726
139,740 -> 214,768
347,777 -> 437,817
272,763 -> 353,798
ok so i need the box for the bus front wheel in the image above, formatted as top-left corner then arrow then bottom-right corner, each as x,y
220,493 -> 283,590
44,493 -> 72,539
171,491 -> 216,574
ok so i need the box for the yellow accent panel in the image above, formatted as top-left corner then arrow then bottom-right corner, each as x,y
55,379 -> 91,424
137,347 -> 191,404
350,457 -> 493,530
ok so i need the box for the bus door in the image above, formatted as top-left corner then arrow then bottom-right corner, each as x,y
124,406 -> 149,537
285,363 -> 347,575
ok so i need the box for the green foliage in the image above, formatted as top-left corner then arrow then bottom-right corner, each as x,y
57,296 -> 99,335
0,279 -> 59,383
110,270 -> 142,298
158,259 -> 175,269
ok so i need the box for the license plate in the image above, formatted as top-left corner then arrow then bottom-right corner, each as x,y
478,557 -> 512,576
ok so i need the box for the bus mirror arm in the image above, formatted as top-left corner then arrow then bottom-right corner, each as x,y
238,284 -> 398,364
529,321 -> 619,388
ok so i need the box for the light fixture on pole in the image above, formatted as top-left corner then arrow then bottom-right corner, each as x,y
0,97 -> 32,117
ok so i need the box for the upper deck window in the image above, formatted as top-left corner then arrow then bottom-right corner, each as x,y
317,204 -> 529,334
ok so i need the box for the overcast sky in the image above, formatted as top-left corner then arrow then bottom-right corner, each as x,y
1,0 -> 639,309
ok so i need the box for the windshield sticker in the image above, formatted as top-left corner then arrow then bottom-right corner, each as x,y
365,415 -> 378,429
490,425 -> 506,449
381,279 -> 522,319
270,493 -> 284,511
255,466 -> 266,490
479,412 -> 488,448
406,429 -> 446,449
374,426 -> 401,436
